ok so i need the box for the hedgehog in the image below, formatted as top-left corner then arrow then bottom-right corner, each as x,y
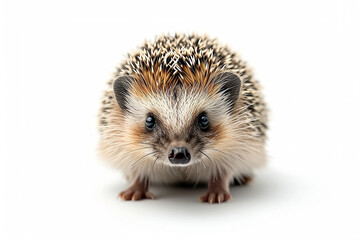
98,33 -> 268,204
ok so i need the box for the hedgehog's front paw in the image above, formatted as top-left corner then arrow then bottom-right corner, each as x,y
118,188 -> 154,201
200,190 -> 231,204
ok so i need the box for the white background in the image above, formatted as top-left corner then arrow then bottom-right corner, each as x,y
1,0 -> 359,239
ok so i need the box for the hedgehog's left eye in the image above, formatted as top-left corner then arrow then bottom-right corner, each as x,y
146,116 -> 156,131
198,114 -> 210,131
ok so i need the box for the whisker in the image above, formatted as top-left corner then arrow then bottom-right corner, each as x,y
192,170 -> 201,188
207,148 -> 231,158
200,156 -> 209,168
199,150 -> 219,174
127,147 -> 152,154
119,141 -> 152,147
185,170 -> 191,181
185,163 -> 194,181
131,152 -> 156,167
170,166 -> 178,176
152,156 -> 159,169
208,147 -> 250,170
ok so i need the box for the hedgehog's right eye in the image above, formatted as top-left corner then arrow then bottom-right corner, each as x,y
145,116 -> 156,131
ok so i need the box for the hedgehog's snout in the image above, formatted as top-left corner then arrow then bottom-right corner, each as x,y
168,147 -> 191,165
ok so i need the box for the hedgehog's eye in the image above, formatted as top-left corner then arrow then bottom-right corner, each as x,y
145,116 -> 156,131
198,114 -> 209,131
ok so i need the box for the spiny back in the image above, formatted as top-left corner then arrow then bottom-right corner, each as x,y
99,33 -> 267,138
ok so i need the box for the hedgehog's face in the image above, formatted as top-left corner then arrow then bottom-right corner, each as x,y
141,110 -> 211,165
113,72 -> 241,168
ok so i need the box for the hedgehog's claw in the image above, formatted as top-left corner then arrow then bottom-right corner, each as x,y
118,177 -> 154,201
118,189 -> 154,201
200,191 -> 231,204
201,175 -> 231,204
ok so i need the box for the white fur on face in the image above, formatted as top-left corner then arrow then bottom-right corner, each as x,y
125,87 -> 230,137
99,85 -> 266,183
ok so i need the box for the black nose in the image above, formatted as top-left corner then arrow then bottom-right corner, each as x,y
168,147 -> 191,164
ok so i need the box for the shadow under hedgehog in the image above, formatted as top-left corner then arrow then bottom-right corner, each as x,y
98,33 -> 268,204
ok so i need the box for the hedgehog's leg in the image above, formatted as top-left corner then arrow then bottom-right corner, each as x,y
200,173 -> 231,204
118,177 -> 154,201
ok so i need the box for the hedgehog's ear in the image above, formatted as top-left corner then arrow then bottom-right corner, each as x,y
113,75 -> 133,111
215,72 -> 241,111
